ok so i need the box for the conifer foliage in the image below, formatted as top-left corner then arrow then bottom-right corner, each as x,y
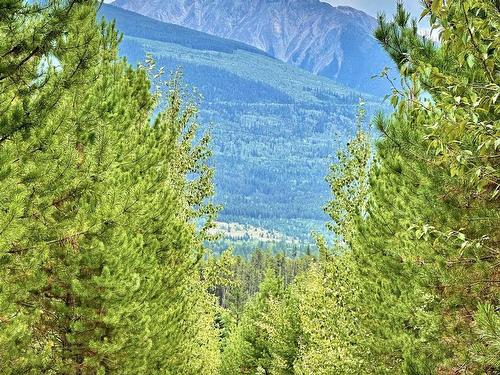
220,1 -> 499,374
0,1 -> 219,373
1,0 -> 498,374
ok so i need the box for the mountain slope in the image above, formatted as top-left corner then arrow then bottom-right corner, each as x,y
111,0 -> 394,95
100,4 -> 382,241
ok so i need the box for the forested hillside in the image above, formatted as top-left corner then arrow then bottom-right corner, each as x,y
0,0 -> 498,374
100,4 -> 383,242
111,0 -> 395,96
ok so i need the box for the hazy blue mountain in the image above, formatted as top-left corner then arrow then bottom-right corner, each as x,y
99,4 -> 383,241
110,0 -> 394,95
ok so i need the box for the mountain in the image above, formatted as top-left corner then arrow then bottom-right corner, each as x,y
99,4 -> 383,243
110,0 -> 394,95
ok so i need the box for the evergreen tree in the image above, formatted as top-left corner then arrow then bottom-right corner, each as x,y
366,1 -> 499,371
236,1 -> 500,374
301,1 -> 500,373
0,1 -> 220,373
221,269 -> 290,375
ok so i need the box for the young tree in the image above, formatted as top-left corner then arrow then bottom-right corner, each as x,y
290,1 -> 498,373
371,1 -> 499,371
292,256 -> 366,375
221,269 -> 291,375
0,1 -> 220,373
323,101 -> 372,248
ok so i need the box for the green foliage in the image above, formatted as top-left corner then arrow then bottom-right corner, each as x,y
472,304 -> 500,369
323,101 -> 372,246
204,249 -> 315,315
2,1 -> 498,374
221,1 -> 498,374
221,270 -> 296,375
0,1 -> 219,373
368,1 -> 499,371
291,256 -> 366,375
313,1 -> 498,373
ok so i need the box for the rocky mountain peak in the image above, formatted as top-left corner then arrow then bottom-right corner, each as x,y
112,0 -> 393,95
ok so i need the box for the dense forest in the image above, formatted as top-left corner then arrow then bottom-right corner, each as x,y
0,0 -> 498,374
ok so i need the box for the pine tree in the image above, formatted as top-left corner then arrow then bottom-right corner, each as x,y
0,1 -> 220,373
368,1 -> 499,371
221,269 -> 290,375
277,1 -> 499,373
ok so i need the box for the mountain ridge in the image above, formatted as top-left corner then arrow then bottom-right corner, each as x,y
111,0 -> 394,95
100,3 -> 271,56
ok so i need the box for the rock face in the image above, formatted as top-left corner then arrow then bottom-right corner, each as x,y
111,0 -> 393,95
